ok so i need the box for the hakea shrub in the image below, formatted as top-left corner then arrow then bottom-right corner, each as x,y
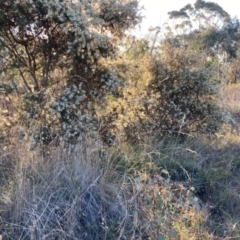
100,42 -> 227,142
18,70 -> 123,149
146,44 -> 225,136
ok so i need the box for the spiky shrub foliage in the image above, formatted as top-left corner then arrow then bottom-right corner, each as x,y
0,0 -> 141,147
146,44 -> 224,136
97,39 -> 154,142
100,40 -> 225,142
133,173 -> 208,239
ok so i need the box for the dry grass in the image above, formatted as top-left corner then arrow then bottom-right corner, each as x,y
221,83 -> 240,114
0,136 -> 212,240
135,118 -> 240,239
1,83 -> 240,239
0,139 -> 138,239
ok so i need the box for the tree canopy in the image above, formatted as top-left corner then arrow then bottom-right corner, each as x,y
0,0 -> 141,147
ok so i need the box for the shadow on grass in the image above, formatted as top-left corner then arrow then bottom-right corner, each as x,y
149,134 -> 240,239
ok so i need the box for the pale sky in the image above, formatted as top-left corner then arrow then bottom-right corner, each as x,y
137,0 -> 239,36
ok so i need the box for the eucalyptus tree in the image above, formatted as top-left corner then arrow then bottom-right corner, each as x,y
161,0 -> 240,87
0,0 -> 141,147
166,0 -> 239,57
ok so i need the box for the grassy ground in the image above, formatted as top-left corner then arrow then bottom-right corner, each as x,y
0,84 -> 240,239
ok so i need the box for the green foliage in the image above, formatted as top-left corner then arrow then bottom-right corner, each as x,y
194,0 -> 230,21
168,0 -> 230,25
0,0 -> 141,147
133,171 -> 206,239
146,44 -> 224,136
102,40 -> 225,142
167,0 -> 239,59
1,1 -> 240,239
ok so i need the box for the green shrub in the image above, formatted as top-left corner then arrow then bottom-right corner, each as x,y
146,44 -> 224,136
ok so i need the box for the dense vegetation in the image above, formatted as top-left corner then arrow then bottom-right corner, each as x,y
0,0 -> 240,239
